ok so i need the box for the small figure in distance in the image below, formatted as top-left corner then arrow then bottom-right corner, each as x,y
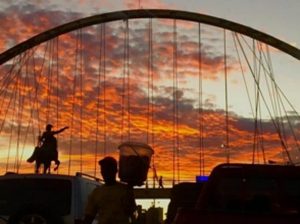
84,156 -> 137,224
159,176 -> 164,189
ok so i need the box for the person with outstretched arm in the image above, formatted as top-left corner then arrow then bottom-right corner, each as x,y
39,124 -> 69,165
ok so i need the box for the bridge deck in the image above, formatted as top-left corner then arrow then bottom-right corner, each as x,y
134,188 -> 172,199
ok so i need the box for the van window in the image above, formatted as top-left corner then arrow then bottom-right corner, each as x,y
281,179 -> 300,214
243,178 -> 278,213
0,178 -> 71,215
209,177 -> 244,212
209,177 -> 279,214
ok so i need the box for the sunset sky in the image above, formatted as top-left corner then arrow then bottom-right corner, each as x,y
0,0 -> 299,186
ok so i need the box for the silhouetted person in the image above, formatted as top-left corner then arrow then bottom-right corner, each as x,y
159,176 -> 164,189
84,156 -> 137,224
39,124 -> 68,166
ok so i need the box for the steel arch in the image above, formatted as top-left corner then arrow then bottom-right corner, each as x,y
0,9 -> 299,64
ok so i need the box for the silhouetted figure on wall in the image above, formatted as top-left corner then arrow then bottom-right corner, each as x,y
84,156 -> 137,224
27,124 -> 68,173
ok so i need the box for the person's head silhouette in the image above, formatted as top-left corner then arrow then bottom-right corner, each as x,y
99,156 -> 117,185
46,124 -> 53,131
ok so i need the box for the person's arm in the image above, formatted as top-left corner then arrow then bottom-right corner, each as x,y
52,126 -> 69,135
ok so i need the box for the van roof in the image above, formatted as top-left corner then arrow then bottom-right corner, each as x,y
210,163 -> 300,178
0,172 -> 102,183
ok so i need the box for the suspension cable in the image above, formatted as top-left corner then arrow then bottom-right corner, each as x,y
246,38 -> 291,163
198,23 -> 205,176
19,58 -> 38,170
14,61 -> 22,172
257,43 -> 266,163
46,40 -> 54,124
239,34 -> 300,120
56,37 -> 60,131
4,54 -> 29,172
252,39 -> 260,163
94,24 -> 103,176
0,63 -> 20,136
33,43 -> 49,136
6,62 -> 19,172
147,18 -> 153,145
264,45 -> 300,155
79,29 -> 83,172
126,20 -> 130,142
232,33 -> 265,162
235,34 -> 293,164
223,29 -> 230,163
147,18 -> 157,187
121,21 -> 126,142
55,37 -> 60,173
15,53 -> 29,172
68,30 -> 80,175
102,24 -> 107,155
172,19 -> 180,184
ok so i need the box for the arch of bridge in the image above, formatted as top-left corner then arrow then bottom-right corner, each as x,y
0,9 -> 299,65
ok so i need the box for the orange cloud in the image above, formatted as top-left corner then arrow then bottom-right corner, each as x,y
0,3 -> 298,183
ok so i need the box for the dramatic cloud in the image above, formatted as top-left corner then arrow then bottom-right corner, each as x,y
0,1 -> 299,181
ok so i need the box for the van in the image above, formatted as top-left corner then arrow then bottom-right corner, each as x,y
165,182 -> 204,224
174,163 -> 300,224
0,172 -> 101,224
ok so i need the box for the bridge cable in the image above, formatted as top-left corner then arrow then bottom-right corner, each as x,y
252,39 -> 261,163
257,44 -> 267,164
10,53 -> 30,172
94,24 -> 103,176
172,19 -> 180,184
147,19 -> 151,186
234,34 -> 293,164
14,58 -> 23,172
126,20 -> 131,141
242,37 -> 291,163
18,58 -> 35,171
147,18 -> 157,188
31,42 -> 49,137
103,24 -> 107,156
224,29 -> 230,163
68,30 -> 80,175
79,29 -> 84,172
18,58 -> 36,171
16,54 -> 30,172
233,34 -> 285,164
260,43 -> 289,163
18,47 -> 44,172
255,41 -> 267,163
198,23 -> 205,176
121,21 -> 126,142
55,37 -> 60,174
6,56 -> 21,172
146,19 -> 152,145
121,20 -> 130,142
46,40 -> 55,124
264,44 -> 300,160
0,59 -> 19,137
